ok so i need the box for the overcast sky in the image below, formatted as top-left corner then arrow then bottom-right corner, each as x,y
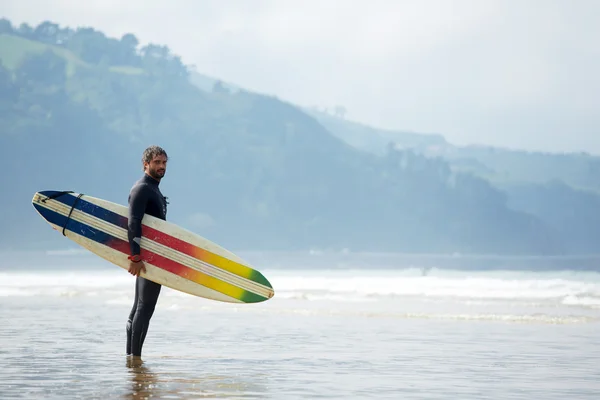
3,0 -> 599,154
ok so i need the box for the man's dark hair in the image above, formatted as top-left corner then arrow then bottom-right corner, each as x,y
142,145 -> 168,171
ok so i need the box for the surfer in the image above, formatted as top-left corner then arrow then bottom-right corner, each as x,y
126,145 -> 169,363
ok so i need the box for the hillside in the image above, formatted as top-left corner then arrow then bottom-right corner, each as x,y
303,108 -> 448,157
306,110 -> 600,252
308,109 -> 600,193
0,19 -> 579,255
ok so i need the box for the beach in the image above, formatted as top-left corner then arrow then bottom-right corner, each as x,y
1,255 -> 599,399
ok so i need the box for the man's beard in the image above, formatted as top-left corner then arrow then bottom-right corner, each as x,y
149,168 -> 165,179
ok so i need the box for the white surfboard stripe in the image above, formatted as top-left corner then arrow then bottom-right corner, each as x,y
34,197 -> 272,298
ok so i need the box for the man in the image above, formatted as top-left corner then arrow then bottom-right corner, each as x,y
126,145 -> 168,362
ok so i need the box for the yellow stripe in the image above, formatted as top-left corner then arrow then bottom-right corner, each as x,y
178,263 -> 249,300
194,248 -> 255,280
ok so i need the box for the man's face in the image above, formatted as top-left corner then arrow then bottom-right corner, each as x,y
145,154 -> 167,180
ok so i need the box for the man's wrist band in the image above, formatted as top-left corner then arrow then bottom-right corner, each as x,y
128,255 -> 142,263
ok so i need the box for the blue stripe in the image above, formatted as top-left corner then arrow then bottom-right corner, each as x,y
33,202 -> 121,247
37,190 -> 128,230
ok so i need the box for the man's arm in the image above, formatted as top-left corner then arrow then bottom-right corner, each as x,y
128,184 -> 150,257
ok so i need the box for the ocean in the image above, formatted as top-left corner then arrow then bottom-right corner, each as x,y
1,251 -> 599,399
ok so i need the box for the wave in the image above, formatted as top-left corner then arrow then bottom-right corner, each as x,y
267,270 -> 600,309
0,271 -> 131,297
2,269 -> 600,309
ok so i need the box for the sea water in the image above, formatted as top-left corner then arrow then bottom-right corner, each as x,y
1,252 -> 599,399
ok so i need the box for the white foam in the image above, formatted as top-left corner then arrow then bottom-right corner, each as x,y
264,270 -> 600,309
0,270 -> 132,298
562,294 -> 600,308
3,269 -> 600,310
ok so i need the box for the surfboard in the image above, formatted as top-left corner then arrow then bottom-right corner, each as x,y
31,190 -> 274,304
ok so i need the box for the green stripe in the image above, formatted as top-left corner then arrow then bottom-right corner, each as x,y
250,270 -> 273,289
240,290 -> 270,303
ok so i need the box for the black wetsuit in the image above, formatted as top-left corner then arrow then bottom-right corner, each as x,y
126,173 -> 168,357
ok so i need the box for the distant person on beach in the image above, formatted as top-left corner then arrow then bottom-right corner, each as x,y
125,145 -> 169,363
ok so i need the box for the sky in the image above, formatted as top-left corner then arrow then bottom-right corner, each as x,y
3,0 -> 599,154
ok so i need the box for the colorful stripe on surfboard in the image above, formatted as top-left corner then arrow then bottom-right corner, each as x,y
32,190 -> 274,303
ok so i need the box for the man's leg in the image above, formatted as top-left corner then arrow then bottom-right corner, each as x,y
126,276 -> 141,356
130,276 -> 162,357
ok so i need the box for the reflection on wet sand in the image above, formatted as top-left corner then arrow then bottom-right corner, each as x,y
125,359 -> 158,400
124,357 -> 268,399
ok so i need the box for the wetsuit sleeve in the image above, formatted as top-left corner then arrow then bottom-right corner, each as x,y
128,184 -> 150,256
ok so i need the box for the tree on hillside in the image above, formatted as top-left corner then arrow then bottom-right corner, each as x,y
334,105 -> 347,118
0,18 -> 13,34
33,21 -> 61,44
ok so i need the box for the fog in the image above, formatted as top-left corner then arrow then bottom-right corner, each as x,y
3,0 -> 600,153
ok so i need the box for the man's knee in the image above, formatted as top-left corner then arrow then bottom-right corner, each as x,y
135,300 -> 157,320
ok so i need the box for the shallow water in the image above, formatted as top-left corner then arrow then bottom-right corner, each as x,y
1,264 -> 600,399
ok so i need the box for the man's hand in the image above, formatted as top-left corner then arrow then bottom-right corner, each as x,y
128,257 -> 146,276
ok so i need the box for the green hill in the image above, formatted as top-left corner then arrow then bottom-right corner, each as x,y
0,32 -> 144,76
0,18 -> 584,255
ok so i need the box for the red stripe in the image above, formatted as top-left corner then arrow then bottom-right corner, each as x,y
109,238 -> 201,282
141,224 -> 203,259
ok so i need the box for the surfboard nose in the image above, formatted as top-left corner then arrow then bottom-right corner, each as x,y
32,190 -> 72,207
32,191 -> 58,230
33,190 -> 61,199
32,191 -> 51,218
31,190 -> 78,231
